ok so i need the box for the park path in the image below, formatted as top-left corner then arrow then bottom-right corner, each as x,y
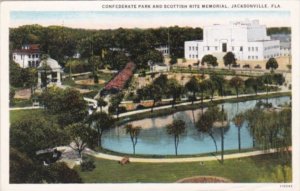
114,90 -> 291,118
83,147 -> 283,163
9,106 -> 43,110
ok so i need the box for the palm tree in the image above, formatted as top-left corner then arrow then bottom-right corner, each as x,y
96,97 -> 107,112
230,76 -> 244,98
87,112 -> 114,148
233,113 -> 245,152
167,78 -> 183,108
125,124 -> 142,155
166,119 -> 186,155
185,76 -> 199,104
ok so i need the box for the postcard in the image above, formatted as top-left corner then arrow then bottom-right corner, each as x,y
0,0 -> 299,191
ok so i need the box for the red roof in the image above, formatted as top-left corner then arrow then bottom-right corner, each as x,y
104,62 -> 135,91
13,44 -> 41,54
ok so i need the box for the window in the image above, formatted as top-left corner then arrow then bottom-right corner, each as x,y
256,47 -> 258,51
252,56 -> 254,59
248,56 -> 251,59
36,54 -> 39,58
192,47 -> 194,51
240,46 -> 243,51
252,47 -> 254,51
28,61 -> 31,67
232,47 -> 234,51
215,46 -> 218,51
196,55 -> 198,58
207,47 -> 210,51
248,47 -> 251,51
13,56 -> 16,59
196,47 -> 198,51
29,54 -> 31,58
189,54 -> 191,58
256,56 -> 258,59
189,47 -> 191,51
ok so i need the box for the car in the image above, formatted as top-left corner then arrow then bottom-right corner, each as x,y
243,64 -> 250,68
254,65 -> 262,69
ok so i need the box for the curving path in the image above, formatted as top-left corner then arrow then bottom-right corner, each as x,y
83,148 -> 284,163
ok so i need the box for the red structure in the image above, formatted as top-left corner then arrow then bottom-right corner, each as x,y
102,62 -> 135,95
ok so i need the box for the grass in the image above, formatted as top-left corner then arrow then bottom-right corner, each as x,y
11,99 -> 33,107
75,153 -> 291,183
10,109 -> 44,124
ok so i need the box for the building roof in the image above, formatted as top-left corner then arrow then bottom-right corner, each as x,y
13,44 -> 41,54
38,57 -> 62,70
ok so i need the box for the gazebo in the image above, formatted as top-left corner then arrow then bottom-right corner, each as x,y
37,57 -> 62,88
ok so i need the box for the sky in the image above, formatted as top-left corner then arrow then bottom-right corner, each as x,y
10,11 -> 291,29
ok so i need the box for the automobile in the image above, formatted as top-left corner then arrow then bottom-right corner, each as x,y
243,64 -> 250,68
232,64 -> 240,68
254,64 -> 262,69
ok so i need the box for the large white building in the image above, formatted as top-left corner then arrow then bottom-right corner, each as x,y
185,19 -> 280,61
12,44 -> 41,68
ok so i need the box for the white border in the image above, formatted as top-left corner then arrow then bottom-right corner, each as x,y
1,1 -> 299,191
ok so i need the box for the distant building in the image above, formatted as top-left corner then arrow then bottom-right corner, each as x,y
12,44 -> 41,68
149,63 -> 170,72
270,34 -> 291,57
184,19 -> 280,61
155,45 -> 170,57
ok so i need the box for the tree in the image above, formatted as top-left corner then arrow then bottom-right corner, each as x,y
196,106 -> 226,153
210,73 -> 225,97
266,57 -> 278,72
185,76 -> 199,104
9,61 -> 23,87
125,124 -> 142,155
87,112 -> 115,148
96,97 -> 107,112
203,79 -> 216,101
44,162 -> 82,183
261,74 -> 273,101
10,147 -> 44,183
9,88 -> 16,106
110,92 -> 124,118
10,115 -> 68,158
233,113 -> 245,152
169,55 -> 177,65
66,123 -> 97,158
245,77 -> 262,95
166,119 -> 186,155
201,54 -> 218,68
229,76 -> 244,98
40,87 -> 87,126
223,52 -> 236,69
167,78 -> 183,107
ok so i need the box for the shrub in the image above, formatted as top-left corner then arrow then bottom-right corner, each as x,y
80,156 -> 96,172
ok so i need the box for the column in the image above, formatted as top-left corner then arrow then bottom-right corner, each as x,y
57,70 -> 61,86
37,71 -> 41,88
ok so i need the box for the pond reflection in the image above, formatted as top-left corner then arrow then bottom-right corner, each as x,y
102,97 -> 290,155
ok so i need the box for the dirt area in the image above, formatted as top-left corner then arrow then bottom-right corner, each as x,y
166,56 -> 291,71
176,176 -> 232,183
75,79 -> 106,86
14,88 -> 31,99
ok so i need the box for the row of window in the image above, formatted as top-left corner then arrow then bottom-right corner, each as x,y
248,47 -> 259,52
232,47 -> 243,51
28,61 -> 39,67
248,56 -> 259,60
189,54 -> 198,59
189,46 -> 198,51
264,54 -> 280,59
264,45 -> 280,50
29,54 -> 39,59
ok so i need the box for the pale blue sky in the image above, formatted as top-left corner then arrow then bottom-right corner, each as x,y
10,11 -> 291,29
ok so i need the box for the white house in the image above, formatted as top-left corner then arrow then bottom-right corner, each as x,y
155,45 -> 170,57
184,19 -> 280,61
12,44 -> 41,68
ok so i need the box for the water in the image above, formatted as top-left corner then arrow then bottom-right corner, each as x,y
102,97 -> 290,155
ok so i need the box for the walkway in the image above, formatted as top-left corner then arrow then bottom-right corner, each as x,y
9,106 -> 43,110
83,148 -> 283,163
114,90 -> 291,118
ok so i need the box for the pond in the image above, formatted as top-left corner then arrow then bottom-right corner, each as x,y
102,96 -> 291,155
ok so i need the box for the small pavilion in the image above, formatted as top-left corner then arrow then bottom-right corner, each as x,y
37,57 -> 62,88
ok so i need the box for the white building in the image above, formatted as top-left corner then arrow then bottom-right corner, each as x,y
37,57 -> 62,88
185,19 -> 280,61
12,44 -> 41,68
155,45 -> 170,57
149,63 -> 170,73
271,34 -> 291,57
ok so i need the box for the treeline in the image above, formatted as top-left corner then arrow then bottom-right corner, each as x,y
9,25 -> 203,69
267,27 -> 291,35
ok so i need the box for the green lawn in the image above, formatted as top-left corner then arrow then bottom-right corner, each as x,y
75,154 -> 291,183
10,109 -> 44,124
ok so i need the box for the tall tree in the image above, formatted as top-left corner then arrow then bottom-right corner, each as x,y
210,73 -> 226,97
245,77 -> 262,95
229,76 -> 244,98
203,79 -> 216,101
185,76 -> 199,104
96,97 -> 107,112
223,52 -> 236,69
125,124 -> 142,155
66,123 -> 97,158
266,57 -> 279,72
166,119 -> 186,155
167,78 -> 183,107
233,113 -> 245,152
201,54 -> 218,68
87,112 -> 115,148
